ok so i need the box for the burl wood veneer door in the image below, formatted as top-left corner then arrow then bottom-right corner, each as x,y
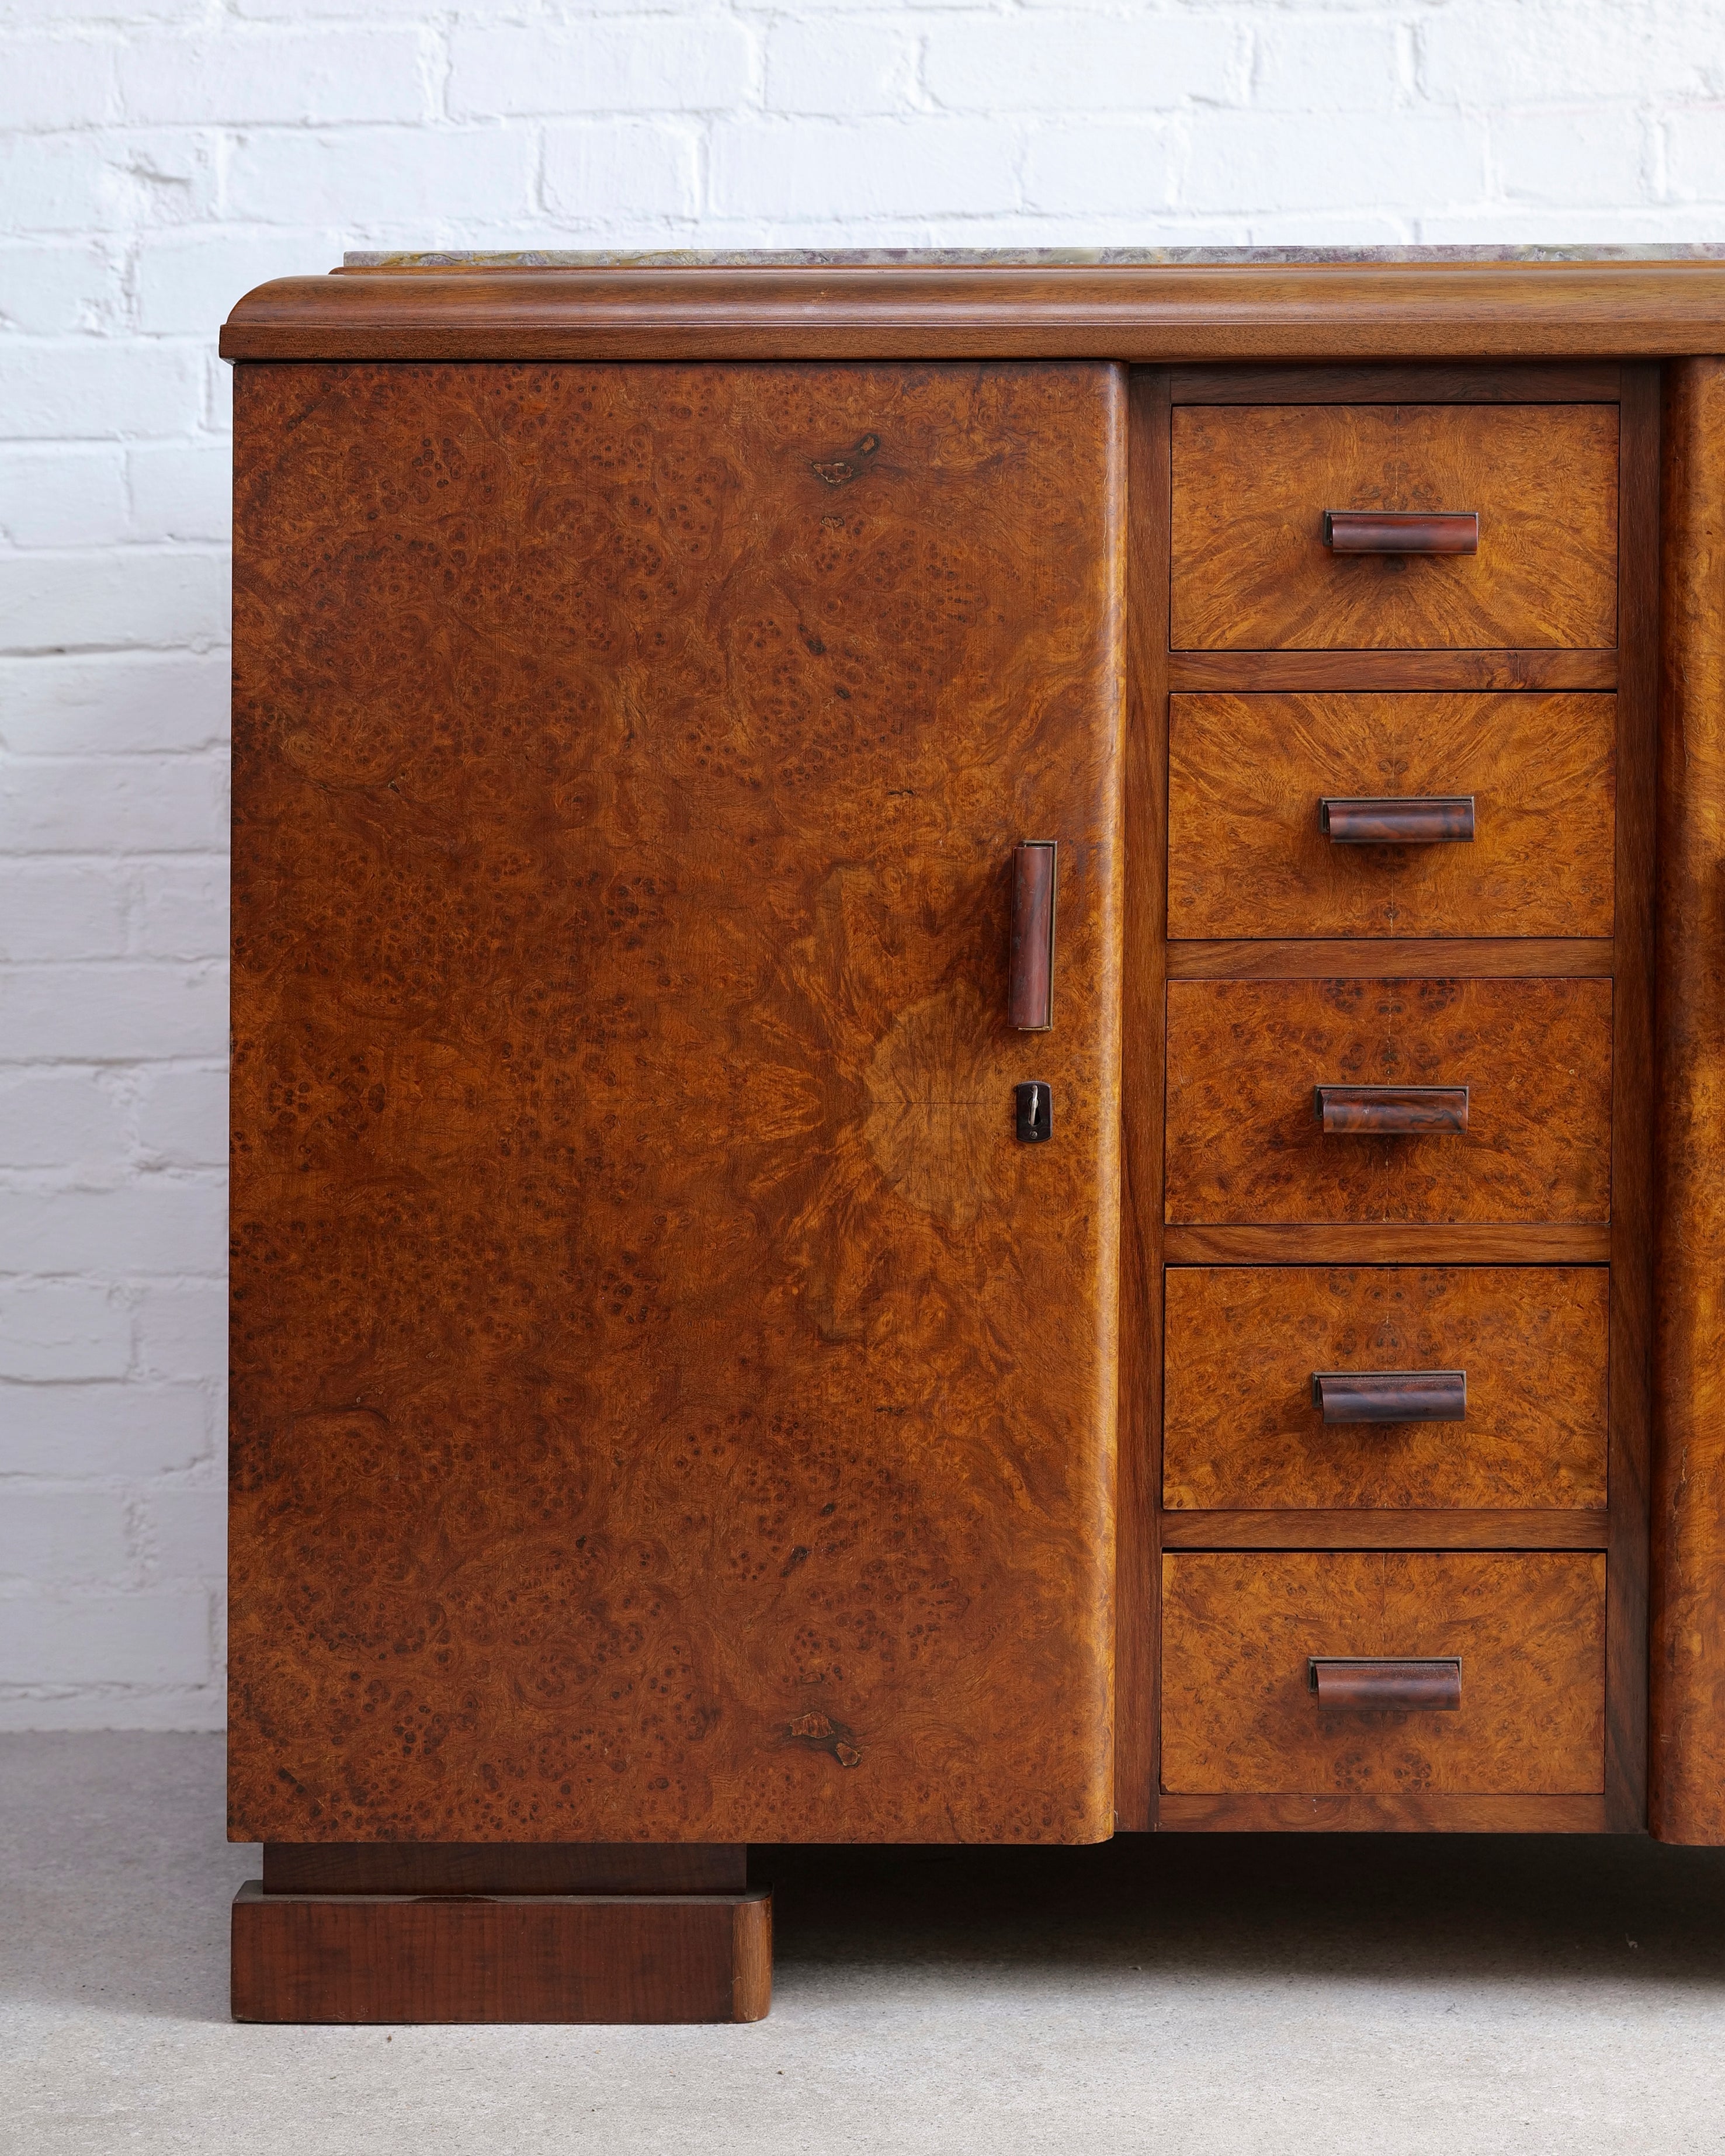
229,362 -> 1125,1846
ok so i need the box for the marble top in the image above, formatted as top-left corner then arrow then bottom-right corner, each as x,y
344,245 -> 1725,270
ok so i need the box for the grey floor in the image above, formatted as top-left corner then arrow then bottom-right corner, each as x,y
5,1737 -> 1725,2155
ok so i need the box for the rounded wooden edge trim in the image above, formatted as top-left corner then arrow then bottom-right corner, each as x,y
219,263 -> 1725,363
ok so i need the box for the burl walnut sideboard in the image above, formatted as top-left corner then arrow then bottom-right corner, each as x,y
220,248 -> 1725,2025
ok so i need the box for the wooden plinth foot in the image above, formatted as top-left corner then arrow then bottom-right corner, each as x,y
231,1883 -> 772,2023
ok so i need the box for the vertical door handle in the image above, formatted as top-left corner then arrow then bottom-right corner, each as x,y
1009,841 -> 1057,1032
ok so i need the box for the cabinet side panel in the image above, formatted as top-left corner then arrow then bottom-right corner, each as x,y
1653,358 -> 1725,1842
228,361 -> 1124,1845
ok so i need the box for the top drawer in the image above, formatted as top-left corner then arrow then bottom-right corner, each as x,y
1171,405 -> 1619,652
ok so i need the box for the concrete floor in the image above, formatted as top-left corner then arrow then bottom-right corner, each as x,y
5,1737 -> 1725,2156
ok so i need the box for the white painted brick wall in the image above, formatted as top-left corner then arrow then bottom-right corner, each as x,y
2,0 -> 1721,1732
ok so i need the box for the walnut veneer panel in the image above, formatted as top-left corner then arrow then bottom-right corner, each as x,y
1163,1266 -> 1608,1511
1168,692 -> 1615,938
1168,652 -> 1617,692
1170,405 -> 1619,651
1161,1553 -> 1605,1794
229,361 -> 1124,1845
1164,977 -> 1612,1224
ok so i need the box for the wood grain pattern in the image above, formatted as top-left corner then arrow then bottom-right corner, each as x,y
1164,1266 -> 1607,1511
1164,978 -> 1613,1224
1167,940 -> 1615,980
1168,693 -> 1615,938
1170,405 -> 1619,651
231,1883 -> 772,2022
1168,650 -> 1616,692
1653,358 -> 1725,1844
1171,364 -> 1625,405
1604,363 -> 1659,1834
1114,367 -> 1171,1832
1159,1509 -> 1609,1550
1160,1552 -> 1605,1794
1164,1224 -> 1611,1263
228,360 -> 1126,1846
1157,1792 -> 1608,1831
218,262 -> 1725,364
261,1844 -> 746,1895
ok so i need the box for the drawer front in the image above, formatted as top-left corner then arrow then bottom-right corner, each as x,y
1168,692 -> 1616,939
1165,977 -> 1612,1224
1161,1551 -> 1605,1794
1170,404 -> 1619,651
1163,1266 -> 1608,1511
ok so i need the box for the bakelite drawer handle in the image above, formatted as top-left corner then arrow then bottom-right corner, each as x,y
1009,841 -> 1057,1031
1320,796 -> 1476,845
1323,510 -> 1479,555
1311,1370 -> 1467,1422
1310,1658 -> 1462,1713
1315,1084 -> 1469,1135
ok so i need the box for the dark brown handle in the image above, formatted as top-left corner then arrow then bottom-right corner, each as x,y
1323,510 -> 1478,555
1311,1370 -> 1467,1422
1310,1658 -> 1462,1712
1321,796 -> 1475,845
1009,841 -> 1056,1032
1316,1084 -> 1469,1135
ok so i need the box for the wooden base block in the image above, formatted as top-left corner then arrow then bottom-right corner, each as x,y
231,1883 -> 772,2023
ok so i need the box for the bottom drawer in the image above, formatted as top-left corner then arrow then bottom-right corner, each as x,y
1161,1552 -> 1603,1796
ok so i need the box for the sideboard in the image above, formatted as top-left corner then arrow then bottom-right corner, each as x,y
219,249 -> 1725,2023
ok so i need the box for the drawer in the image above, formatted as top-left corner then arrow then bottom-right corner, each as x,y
1170,404 -> 1619,651
1163,1266 -> 1608,1511
1160,1551 -> 1604,1794
1164,977 -> 1612,1225
1167,692 -> 1615,939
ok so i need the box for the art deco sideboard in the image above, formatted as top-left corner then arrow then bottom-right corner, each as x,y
220,249 -> 1725,2024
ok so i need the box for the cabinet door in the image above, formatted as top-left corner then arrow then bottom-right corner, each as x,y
229,362 -> 1125,1845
